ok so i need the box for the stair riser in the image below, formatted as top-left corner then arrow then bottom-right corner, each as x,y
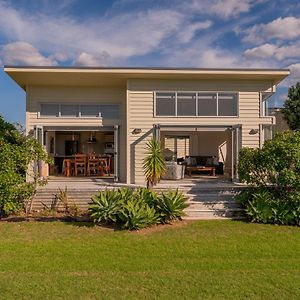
188,203 -> 241,210
32,186 -> 244,219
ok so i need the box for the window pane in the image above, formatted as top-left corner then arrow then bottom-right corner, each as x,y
100,105 -> 120,119
263,125 -> 272,142
177,93 -> 196,116
218,93 -> 238,116
81,105 -> 99,117
177,136 -> 189,157
156,92 -> 176,116
61,105 -> 79,117
40,104 -> 59,117
197,93 -> 217,116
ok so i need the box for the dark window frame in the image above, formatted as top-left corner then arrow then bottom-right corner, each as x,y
154,91 -> 239,117
39,103 -> 120,119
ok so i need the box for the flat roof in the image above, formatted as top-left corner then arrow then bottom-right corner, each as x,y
4,66 -> 290,90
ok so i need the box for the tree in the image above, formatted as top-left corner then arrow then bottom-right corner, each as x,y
282,82 -> 300,130
0,115 -> 51,216
142,139 -> 166,189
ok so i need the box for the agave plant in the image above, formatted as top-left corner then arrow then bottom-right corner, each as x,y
118,198 -> 159,230
135,187 -> 158,207
89,189 -> 121,223
117,187 -> 134,201
156,189 -> 189,223
142,139 -> 166,189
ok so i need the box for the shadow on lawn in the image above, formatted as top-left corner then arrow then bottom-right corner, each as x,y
0,215 -> 126,230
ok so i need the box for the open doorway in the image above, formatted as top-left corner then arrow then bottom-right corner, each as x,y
158,125 -> 241,181
35,126 -> 119,181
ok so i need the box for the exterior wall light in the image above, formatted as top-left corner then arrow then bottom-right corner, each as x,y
249,128 -> 259,135
132,128 -> 142,134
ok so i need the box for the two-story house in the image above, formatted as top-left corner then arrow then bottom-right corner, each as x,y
4,67 -> 289,184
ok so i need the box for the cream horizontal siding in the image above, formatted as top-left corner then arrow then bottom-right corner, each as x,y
127,79 -> 274,184
26,85 -> 127,182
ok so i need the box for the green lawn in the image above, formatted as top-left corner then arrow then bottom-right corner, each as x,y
0,220 -> 299,299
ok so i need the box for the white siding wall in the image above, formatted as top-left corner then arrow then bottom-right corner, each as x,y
127,79 -> 274,184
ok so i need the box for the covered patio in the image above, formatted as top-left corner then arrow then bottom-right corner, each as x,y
154,124 -> 242,182
35,125 -> 120,182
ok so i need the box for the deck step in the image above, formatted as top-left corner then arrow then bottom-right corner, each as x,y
31,185 -> 244,220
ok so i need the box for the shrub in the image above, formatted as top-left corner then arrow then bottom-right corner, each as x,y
54,187 -> 79,217
118,198 -> 159,230
156,189 -> 188,223
135,187 -> 158,207
89,187 -> 189,230
237,188 -> 299,225
89,189 -> 121,223
238,131 -> 300,193
237,131 -> 300,226
0,116 -> 51,217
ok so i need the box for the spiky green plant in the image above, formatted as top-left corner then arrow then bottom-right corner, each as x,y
142,139 -> 166,189
135,187 -> 158,207
89,189 -> 121,223
118,198 -> 159,230
156,189 -> 189,223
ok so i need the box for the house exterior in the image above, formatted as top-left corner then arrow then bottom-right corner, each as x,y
4,67 -> 289,184
267,107 -> 289,134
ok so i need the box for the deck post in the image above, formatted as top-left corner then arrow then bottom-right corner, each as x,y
231,128 -> 234,181
153,124 -> 160,142
114,125 -> 119,182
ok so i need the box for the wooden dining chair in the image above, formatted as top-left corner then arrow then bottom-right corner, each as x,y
63,159 -> 74,177
103,155 -> 111,176
87,153 -> 100,176
99,155 -> 111,176
74,154 -> 87,176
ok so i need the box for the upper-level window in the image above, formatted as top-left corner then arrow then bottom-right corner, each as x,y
40,104 -> 59,117
40,104 -> 120,119
81,104 -> 99,117
156,92 -> 176,116
61,104 -> 80,117
155,92 -> 238,117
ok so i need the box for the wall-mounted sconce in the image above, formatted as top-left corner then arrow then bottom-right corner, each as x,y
132,128 -> 142,134
249,128 -> 259,135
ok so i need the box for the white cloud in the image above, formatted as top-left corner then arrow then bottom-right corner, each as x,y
244,43 -> 277,59
199,49 -> 238,68
163,39 -> 273,69
177,21 -> 212,43
0,1 -> 186,65
74,52 -> 110,66
1,42 -> 56,66
283,63 -> 300,86
185,0 -> 255,19
244,17 -> 300,43
244,42 -> 300,60
210,0 -> 252,18
51,52 -> 69,62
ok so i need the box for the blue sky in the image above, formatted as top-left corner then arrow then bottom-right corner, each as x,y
0,0 -> 300,125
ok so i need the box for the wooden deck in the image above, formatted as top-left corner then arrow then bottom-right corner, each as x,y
42,174 -> 241,190
31,175 -> 246,219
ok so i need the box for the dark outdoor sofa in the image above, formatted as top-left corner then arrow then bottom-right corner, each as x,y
178,155 -> 224,175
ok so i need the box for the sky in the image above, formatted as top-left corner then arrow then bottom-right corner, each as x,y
0,0 -> 300,126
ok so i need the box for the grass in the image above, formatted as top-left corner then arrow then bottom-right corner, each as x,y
0,220 -> 299,299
